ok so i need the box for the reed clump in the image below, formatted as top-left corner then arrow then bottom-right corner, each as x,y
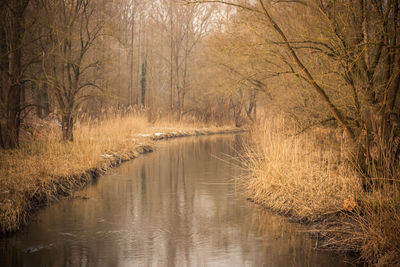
352,185 -> 400,266
245,115 -> 400,266
245,116 -> 362,220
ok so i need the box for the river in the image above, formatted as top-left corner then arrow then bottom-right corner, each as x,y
0,134 -> 352,266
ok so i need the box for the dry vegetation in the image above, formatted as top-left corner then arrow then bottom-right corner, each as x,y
245,116 -> 362,220
245,115 -> 400,266
1,0 -> 399,265
0,113 -> 241,234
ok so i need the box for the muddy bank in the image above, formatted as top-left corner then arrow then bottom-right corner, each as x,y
246,195 -> 361,264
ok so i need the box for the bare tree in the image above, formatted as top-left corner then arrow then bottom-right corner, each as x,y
191,0 -> 400,183
40,0 -> 104,141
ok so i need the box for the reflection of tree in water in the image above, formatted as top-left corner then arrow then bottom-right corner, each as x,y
127,135 -> 246,265
0,135 -> 350,266
126,135 -> 346,266
141,165 -> 147,207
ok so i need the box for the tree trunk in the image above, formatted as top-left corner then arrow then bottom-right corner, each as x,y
141,61 -> 146,106
169,2 -> 174,112
129,13 -> 135,107
177,87 -> 182,121
1,3 -> 26,149
4,96 -> 21,149
230,98 -> 243,127
62,112 -> 74,142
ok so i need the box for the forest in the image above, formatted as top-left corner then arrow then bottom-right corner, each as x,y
1,0 -> 399,266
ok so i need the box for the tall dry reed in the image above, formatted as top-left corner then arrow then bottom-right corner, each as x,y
245,115 -> 400,265
245,116 -> 362,220
353,184 -> 400,266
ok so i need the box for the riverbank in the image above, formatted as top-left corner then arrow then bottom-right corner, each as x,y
244,116 -> 400,266
0,114 -> 244,235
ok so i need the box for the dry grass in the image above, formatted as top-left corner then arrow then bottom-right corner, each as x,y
0,112 -> 240,234
353,185 -> 400,266
0,113 -> 150,233
245,116 -> 362,220
244,115 -> 400,265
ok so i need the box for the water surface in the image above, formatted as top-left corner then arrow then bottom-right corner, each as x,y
1,135 -> 352,266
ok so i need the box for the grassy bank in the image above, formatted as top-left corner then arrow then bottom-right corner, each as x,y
0,113 -> 242,235
245,116 -> 400,266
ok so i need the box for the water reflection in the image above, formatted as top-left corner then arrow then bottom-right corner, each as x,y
0,135 -> 351,266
